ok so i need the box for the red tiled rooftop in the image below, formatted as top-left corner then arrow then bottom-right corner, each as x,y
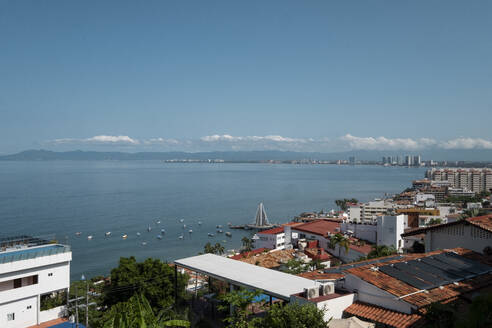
258,227 -> 284,235
402,214 -> 492,237
297,271 -> 344,280
345,248 -> 492,309
344,302 -> 423,328
292,219 -> 341,237
229,248 -> 268,260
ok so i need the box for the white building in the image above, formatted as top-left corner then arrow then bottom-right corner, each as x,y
376,215 -> 408,252
253,227 -> 286,250
401,215 -> 492,254
0,236 -> 71,328
348,200 -> 394,223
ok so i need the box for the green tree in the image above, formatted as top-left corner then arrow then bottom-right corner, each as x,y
367,245 -> 397,259
283,258 -> 309,274
103,257 -> 187,312
102,294 -> 190,328
214,243 -> 225,255
308,258 -> 326,271
329,233 -> 350,259
426,218 -> 442,226
218,288 -> 263,328
241,237 -> 253,252
423,302 -> 456,328
260,302 -> 328,328
335,199 -> 358,211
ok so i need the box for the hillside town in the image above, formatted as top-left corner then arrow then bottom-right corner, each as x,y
1,167 -> 491,328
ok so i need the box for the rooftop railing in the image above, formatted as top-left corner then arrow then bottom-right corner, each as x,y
0,244 -> 71,264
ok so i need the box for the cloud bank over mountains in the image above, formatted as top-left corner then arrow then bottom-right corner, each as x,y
47,134 -> 492,152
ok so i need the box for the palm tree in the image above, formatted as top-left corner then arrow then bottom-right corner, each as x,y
241,236 -> 253,252
103,294 -> 190,328
329,233 -> 350,259
214,242 -> 225,255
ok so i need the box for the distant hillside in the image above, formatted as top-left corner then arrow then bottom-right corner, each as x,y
1,149 -> 492,162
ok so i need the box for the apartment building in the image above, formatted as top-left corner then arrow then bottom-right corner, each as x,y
0,236 -> 71,328
426,168 -> 492,193
348,200 -> 394,223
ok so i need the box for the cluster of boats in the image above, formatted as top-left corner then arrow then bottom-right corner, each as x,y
75,218 -> 232,244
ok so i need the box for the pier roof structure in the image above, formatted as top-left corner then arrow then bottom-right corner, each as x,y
174,253 -> 321,300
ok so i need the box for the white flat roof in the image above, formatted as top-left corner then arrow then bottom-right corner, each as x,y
175,253 -> 321,300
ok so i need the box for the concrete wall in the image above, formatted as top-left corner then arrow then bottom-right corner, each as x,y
290,293 -> 355,321
341,222 -> 377,243
254,233 -> 285,250
39,305 -> 66,323
425,224 -> 492,254
376,215 -> 407,251
344,274 -> 413,314
0,296 -> 38,328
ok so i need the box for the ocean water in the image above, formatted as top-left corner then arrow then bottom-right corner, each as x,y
0,161 -> 425,279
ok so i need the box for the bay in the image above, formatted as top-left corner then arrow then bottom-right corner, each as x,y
0,161 -> 425,279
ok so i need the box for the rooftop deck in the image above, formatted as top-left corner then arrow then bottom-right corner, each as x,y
0,244 -> 71,264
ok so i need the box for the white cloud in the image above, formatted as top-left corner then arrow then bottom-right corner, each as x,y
440,137 -> 492,149
339,134 -> 438,150
86,135 -> 139,144
200,134 -> 305,143
48,134 -> 492,152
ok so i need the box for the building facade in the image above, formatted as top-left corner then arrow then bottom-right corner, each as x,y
0,237 -> 71,328
426,168 -> 492,193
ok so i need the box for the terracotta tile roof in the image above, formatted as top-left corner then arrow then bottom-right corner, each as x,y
232,249 -> 295,269
467,214 -> 492,232
304,247 -> 333,261
297,271 -> 344,280
345,248 -> 492,309
344,302 -> 423,328
348,238 -> 373,254
282,221 -> 305,227
292,219 -> 341,237
229,248 -> 269,260
258,227 -> 284,235
401,214 -> 492,237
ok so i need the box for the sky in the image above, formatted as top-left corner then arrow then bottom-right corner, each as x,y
0,0 -> 491,154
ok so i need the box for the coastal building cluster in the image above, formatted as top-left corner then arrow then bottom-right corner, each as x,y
1,167 -> 491,328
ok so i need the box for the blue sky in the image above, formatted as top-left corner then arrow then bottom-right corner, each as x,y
1,1 -> 491,153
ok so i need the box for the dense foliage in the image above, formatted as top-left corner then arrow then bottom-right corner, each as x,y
103,257 -> 188,312
260,302 -> 327,328
202,242 -> 225,255
102,294 -> 190,328
335,199 -> 358,211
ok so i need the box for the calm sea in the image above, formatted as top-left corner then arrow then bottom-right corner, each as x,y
0,161 -> 425,279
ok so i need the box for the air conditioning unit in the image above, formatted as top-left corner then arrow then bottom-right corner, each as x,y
304,287 -> 319,299
320,282 -> 334,296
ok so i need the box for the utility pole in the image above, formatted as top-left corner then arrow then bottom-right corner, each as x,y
75,288 -> 79,328
86,279 -> 89,328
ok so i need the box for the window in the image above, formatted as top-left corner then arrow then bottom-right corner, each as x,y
33,275 -> 38,284
48,273 -> 53,277
7,313 -> 15,321
27,305 -> 32,310
13,278 -> 22,288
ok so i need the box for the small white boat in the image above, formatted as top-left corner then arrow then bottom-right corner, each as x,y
87,235 -> 93,240
179,235 -> 184,240
208,233 -> 214,237
216,225 -> 222,228
136,232 -> 141,236
179,219 -> 184,223
105,232 -> 111,237
161,229 -> 166,234
122,234 -> 128,239
141,242 -> 147,246
198,221 -> 202,225
225,232 -> 232,237
75,232 -> 82,236
217,230 -> 223,233
183,224 -> 186,229
188,229 -> 193,233
147,226 -> 151,232
156,220 -> 161,224
156,235 -> 162,240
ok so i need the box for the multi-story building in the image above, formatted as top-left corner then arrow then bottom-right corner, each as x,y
0,236 -> 71,328
348,200 -> 394,223
253,227 -> 287,250
426,168 -> 492,193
